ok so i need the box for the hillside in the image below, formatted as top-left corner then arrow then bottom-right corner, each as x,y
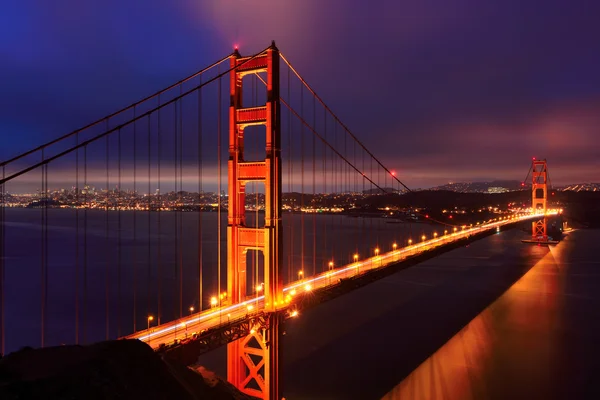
0,340 -> 250,400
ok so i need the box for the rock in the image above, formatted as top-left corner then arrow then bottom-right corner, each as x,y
0,339 -> 251,400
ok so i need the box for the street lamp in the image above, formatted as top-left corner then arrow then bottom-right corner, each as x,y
298,270 -> 304,280
328,261 -> 334,271
392,243 -> 397,251
147,315 -> 154,331
353,254 -> 359,262
256,283 -> 264,293
189,306 -> 194,315
210,296 -> 217,308
408,239 -> 413,246
421,235 -> 426,241
433,232 -> 438,238
374,248 -> 380,256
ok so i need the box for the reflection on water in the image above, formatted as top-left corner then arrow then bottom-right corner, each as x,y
382,235 -> 579,400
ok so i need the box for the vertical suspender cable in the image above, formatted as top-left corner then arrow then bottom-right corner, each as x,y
105,123 -> 110,340
75,134 -> 79,343
322,111 -> 327,272
300,85 -> 304,274
217,66 -> 222,312
118,127 -> 122,337
40,150 -> 46,347
197,77 -> 203,312
312,98 -> 316,277
147,115 -> 151,322
312,95 -> 316,276
132,107 -> 137,332
0,165 -> 4,354
83,146 -> 88,343
44,158 -> 48,347
179,88 -> 184,319
157,95 -> 162,325
174,99 -> 179,321
287,66 -> 293,283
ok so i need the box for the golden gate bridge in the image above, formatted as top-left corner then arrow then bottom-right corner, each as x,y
0,42 -> 558,399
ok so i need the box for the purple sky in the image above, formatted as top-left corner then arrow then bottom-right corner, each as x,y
1,0 -> 599,188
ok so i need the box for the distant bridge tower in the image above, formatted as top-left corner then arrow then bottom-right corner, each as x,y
227,42 -> 284,400
531,159 -> 548,241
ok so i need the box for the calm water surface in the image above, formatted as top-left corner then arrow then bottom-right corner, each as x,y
1,208 -> 436,352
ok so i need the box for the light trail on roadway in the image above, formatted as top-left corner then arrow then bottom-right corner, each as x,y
125,212 -> 558,349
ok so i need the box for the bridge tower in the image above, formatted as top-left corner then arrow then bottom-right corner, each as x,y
531,159 -> 548,241
227,42 -> 284,400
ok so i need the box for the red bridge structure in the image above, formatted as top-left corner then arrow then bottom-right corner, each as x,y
0,42 -> 559,399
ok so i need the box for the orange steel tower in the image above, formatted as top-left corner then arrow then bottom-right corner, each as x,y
531,159 -> 548,241
226,42 -> 284,400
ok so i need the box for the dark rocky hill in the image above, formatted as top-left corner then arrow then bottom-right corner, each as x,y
0,340 -> 250,400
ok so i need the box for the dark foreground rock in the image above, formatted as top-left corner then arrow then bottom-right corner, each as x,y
0,339 -> 250,400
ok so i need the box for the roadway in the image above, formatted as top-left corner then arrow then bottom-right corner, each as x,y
125,212 -> 558,349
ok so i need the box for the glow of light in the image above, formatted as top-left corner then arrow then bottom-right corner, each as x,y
210,297 -> 217,306
290,310 -> 298,317
247,305 -> 254,311
304,284 -> 312,291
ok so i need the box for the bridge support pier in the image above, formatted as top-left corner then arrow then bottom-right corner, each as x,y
227,313 -> 282,399
226,42 -> 283,400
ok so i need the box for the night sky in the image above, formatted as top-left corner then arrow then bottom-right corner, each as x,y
1,0 -> 599,188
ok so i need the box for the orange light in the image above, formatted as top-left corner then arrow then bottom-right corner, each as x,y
147,315 -> 154,321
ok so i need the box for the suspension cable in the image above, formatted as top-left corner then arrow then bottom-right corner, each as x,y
1,46 -> 272,186
0,55 -> 233,168
280,53 -> 412,193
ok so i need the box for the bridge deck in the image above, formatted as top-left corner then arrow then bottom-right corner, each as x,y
125,213 -> 556,350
